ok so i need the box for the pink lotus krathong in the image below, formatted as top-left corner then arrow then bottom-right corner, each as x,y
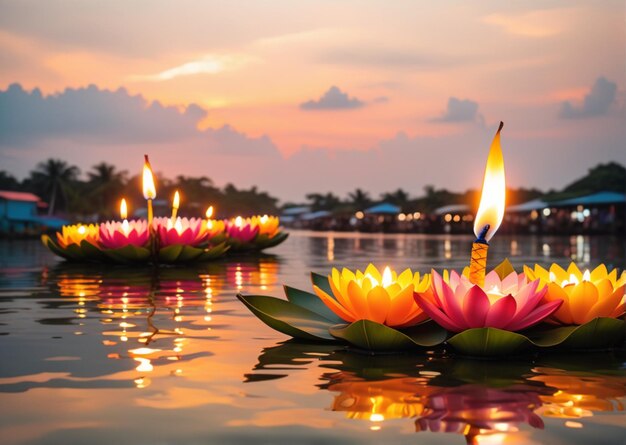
99,220 -> 150,249
153,217 -> 209,248
414,270 -> 562,333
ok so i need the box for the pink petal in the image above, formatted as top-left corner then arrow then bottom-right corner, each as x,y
414,292 -> 464,332
463,286 -> 490,328
484,295 -> 517,329
505,299 -> 563,331
512,280 -> 543,320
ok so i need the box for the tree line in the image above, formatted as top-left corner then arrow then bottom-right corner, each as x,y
0,159 -> 623,219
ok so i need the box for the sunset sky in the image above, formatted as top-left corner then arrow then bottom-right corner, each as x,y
0,0 -> 624,202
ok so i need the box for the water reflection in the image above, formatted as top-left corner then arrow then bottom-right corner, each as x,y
249,342 -> 626,444
34,258 -> 282,390
0,234 -> 625,445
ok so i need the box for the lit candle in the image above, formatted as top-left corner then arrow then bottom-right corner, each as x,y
469,122 -> 506,286
120,198 -> 130,236
206,206 -> 214,229
171,191 -> 180,220
142,155 -> 156,225
235,216 -> 243,228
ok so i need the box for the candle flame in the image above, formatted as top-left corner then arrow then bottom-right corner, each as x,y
206,206 -> 214,219
235,216 -> 243,227
78,225 -> 86,235
582,269 -> 590,281
142,155 -> 156,200
173,191 -> 180,210
473,122 -> 506,242
120,198 -> 128,220
381,266 -> 393,288
174,217 -> 183,234
260,214 -> 269,224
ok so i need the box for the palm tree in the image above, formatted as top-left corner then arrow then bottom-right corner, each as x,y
30,159 -> 80,215
87,162 -> 128,217
348,188 -> 371,209
381,188 -> 410,207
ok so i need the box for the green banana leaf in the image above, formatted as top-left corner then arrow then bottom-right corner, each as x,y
447,317 -> 626,356
102,244 -> 151,263
528,317 -> 625,349
42,235 -> 75,260
283,285 -> 343,323
329,319 -> 447,351
311,272 -> 333,296
447,328 -> 531,357
236,294 -> 337,341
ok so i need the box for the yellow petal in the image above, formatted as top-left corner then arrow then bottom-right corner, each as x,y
590,264 -> 608,282
398,268 -> 413,288
569,282 -> 598,324
364,264 -> 382,283
567,262 -> 582,279
549,264 -> 568,283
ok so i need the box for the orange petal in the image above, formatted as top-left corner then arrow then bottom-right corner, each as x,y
569,282 -> 598,324
586,285 -> 625,320
386,285 -> 416,326
330,276 -> 358,315
312,285 -> 355,322
347,280 -> 370,319
366,286 -> 390,324
545,283 -> 573,324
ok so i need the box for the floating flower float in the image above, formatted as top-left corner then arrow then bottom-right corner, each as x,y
238,124 -> 626,357
42,156 -> 288,264
224,215 -> 289,252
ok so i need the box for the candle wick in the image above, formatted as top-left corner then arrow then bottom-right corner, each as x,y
497,121 -> 504,133
476,224 -> 490,244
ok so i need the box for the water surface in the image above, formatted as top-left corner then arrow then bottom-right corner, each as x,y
0,231 -> 625,445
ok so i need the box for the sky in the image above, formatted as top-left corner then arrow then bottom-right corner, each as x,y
0,0 -> 624,202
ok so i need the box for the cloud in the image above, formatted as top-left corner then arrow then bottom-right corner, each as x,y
434,97 -> 482,123
559,77 -> 618,119
130,54 -> 254,82
483,9 -> 571,38
0,83 -> 279,157
300,86 -> 364,110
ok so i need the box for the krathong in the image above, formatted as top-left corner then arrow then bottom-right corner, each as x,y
225,215 -> 289,252
99,199 -> 150,249
56,223 -> 99,248
523,263 -> 626,324
153,217 -> 208,248
414,269 -> 560,332
312,264 -> 430,328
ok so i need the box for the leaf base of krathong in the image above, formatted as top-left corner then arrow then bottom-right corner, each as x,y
42,235 -> 229,264
329,319 -> 448,352
236,293 -> 338,341
158,242 -> 229,264
227,232 -> 289,253
447,317 -> 626,357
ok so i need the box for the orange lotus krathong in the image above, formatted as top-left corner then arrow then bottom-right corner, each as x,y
524,263 -> 626,325
313,264 -> 430,328
56,223 -> 99,248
